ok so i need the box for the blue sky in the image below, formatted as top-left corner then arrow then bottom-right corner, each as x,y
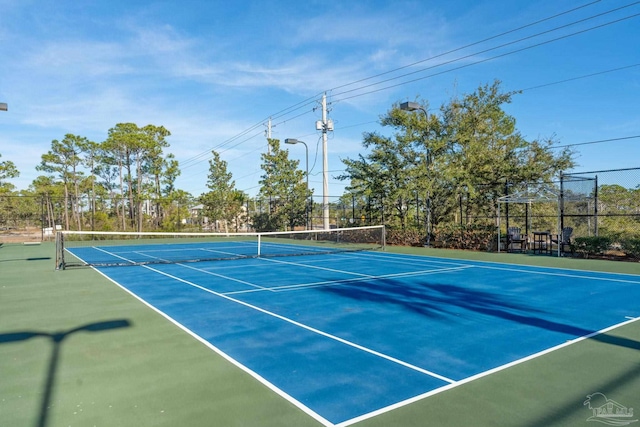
0,0 -> 638,198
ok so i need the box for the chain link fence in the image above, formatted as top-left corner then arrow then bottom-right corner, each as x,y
0,194 -> 195,243
562,168 -> 640,238
3,167 -> 638,250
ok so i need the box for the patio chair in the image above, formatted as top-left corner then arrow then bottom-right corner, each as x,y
551,227 -> 573,256
507,227 -> 527,252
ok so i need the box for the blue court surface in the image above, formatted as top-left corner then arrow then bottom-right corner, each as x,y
68,244 -> 640,426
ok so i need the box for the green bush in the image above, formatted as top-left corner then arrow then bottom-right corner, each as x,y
434,223 -> 495,251
385,228 -> 424,246
620,238 -> 640,259
571,236 -> 612,258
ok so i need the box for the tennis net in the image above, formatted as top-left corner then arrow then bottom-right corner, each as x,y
55,225 -> 385,269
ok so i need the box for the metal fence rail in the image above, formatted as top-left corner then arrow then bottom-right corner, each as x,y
2,167 -> 638,247
562,167 -> 640,239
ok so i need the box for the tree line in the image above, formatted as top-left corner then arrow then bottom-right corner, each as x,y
1,123 -> 189,232
3,81 -> 637,241
339,80 -> 574,245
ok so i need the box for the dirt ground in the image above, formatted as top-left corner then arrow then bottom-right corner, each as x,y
0,227 -> 49,243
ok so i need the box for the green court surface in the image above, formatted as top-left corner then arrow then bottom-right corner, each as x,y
1,241 -> 639,427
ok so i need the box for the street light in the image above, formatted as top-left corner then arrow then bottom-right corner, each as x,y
285,138 -> 310,229
0,103 -> 7,111
400,101 -> 432,247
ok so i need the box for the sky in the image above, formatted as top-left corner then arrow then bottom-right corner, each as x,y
0,0 -> 639,199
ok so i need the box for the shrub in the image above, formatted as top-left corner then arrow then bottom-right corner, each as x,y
571,236 -> 612,259
620,238 -> 640,259
434,223 -> 495,251
385,228 -> 424,246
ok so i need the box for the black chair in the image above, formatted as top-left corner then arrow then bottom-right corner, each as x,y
507,227 -> 527,252
551,227 -> 573,256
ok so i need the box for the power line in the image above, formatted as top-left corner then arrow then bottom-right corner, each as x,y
521,63 -> 640,91
186,3 -> 640,195
327,0 -> 606,93
179,120 -> 265,168
180,2 -> 622,171
332,7 -> 640,102
553,135 -> 640,148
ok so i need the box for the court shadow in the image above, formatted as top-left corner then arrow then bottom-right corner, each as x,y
0,319 -> 131,427
320,278 -> 640,351
322,277 -> 543,319
0,257 -> 51,262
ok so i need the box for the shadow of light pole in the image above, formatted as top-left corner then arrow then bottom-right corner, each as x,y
0,319 -> 131,427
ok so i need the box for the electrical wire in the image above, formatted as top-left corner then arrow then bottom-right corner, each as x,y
520,63 -> 640,91
553,135 -> 640,148
187,2 -> 639,195
332,10 -> 640,102
181,1 -> 621,170
326,0 -> 605,93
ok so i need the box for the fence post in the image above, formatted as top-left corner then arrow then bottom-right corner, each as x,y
559,171 -> 564,235
594,175 -> 598,236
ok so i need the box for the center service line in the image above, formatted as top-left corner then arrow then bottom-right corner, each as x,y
143,262 -> 456,385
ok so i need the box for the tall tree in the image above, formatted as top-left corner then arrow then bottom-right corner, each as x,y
0,153 -> 19,192
104,123 -> 135,229
29,175 -> 63,228
160,189 -> 192,231
36,134 -> 87,230
140,124 -> 171,230
199,150 -> 241,232
161,154 -> 180,196
78,139 -> 99,230
104,123 -> 172,231
340,100 -> 448,233
257,139 -> 309,231
441,81 -> 574,223
340,81 -> 575,237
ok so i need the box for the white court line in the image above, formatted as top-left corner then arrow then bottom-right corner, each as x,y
177,262 -> 275,292
235,239 -> 338,255
143,263 -> 456,384
93,246 -> 137,264
224,266 -> 473,295
91,246 -> 455,383
81,257 -> 332,426
258,255 -> 393,278
341,250 -> 475,268
351,250 -> 640,279
128,249 -> 273,293
336,315 -> 640,427
76,246 -> 640,427
477,264 -> 640,285
339,251 -> 640,286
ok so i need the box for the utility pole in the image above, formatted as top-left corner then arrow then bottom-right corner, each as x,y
316,93 -> 333,230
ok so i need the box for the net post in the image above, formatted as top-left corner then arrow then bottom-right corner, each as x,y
381,225 -> 386,251
55,231 -> 65,270
257,234 -> 261,257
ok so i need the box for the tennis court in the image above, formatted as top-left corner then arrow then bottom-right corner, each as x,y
62,234 -> 640,427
